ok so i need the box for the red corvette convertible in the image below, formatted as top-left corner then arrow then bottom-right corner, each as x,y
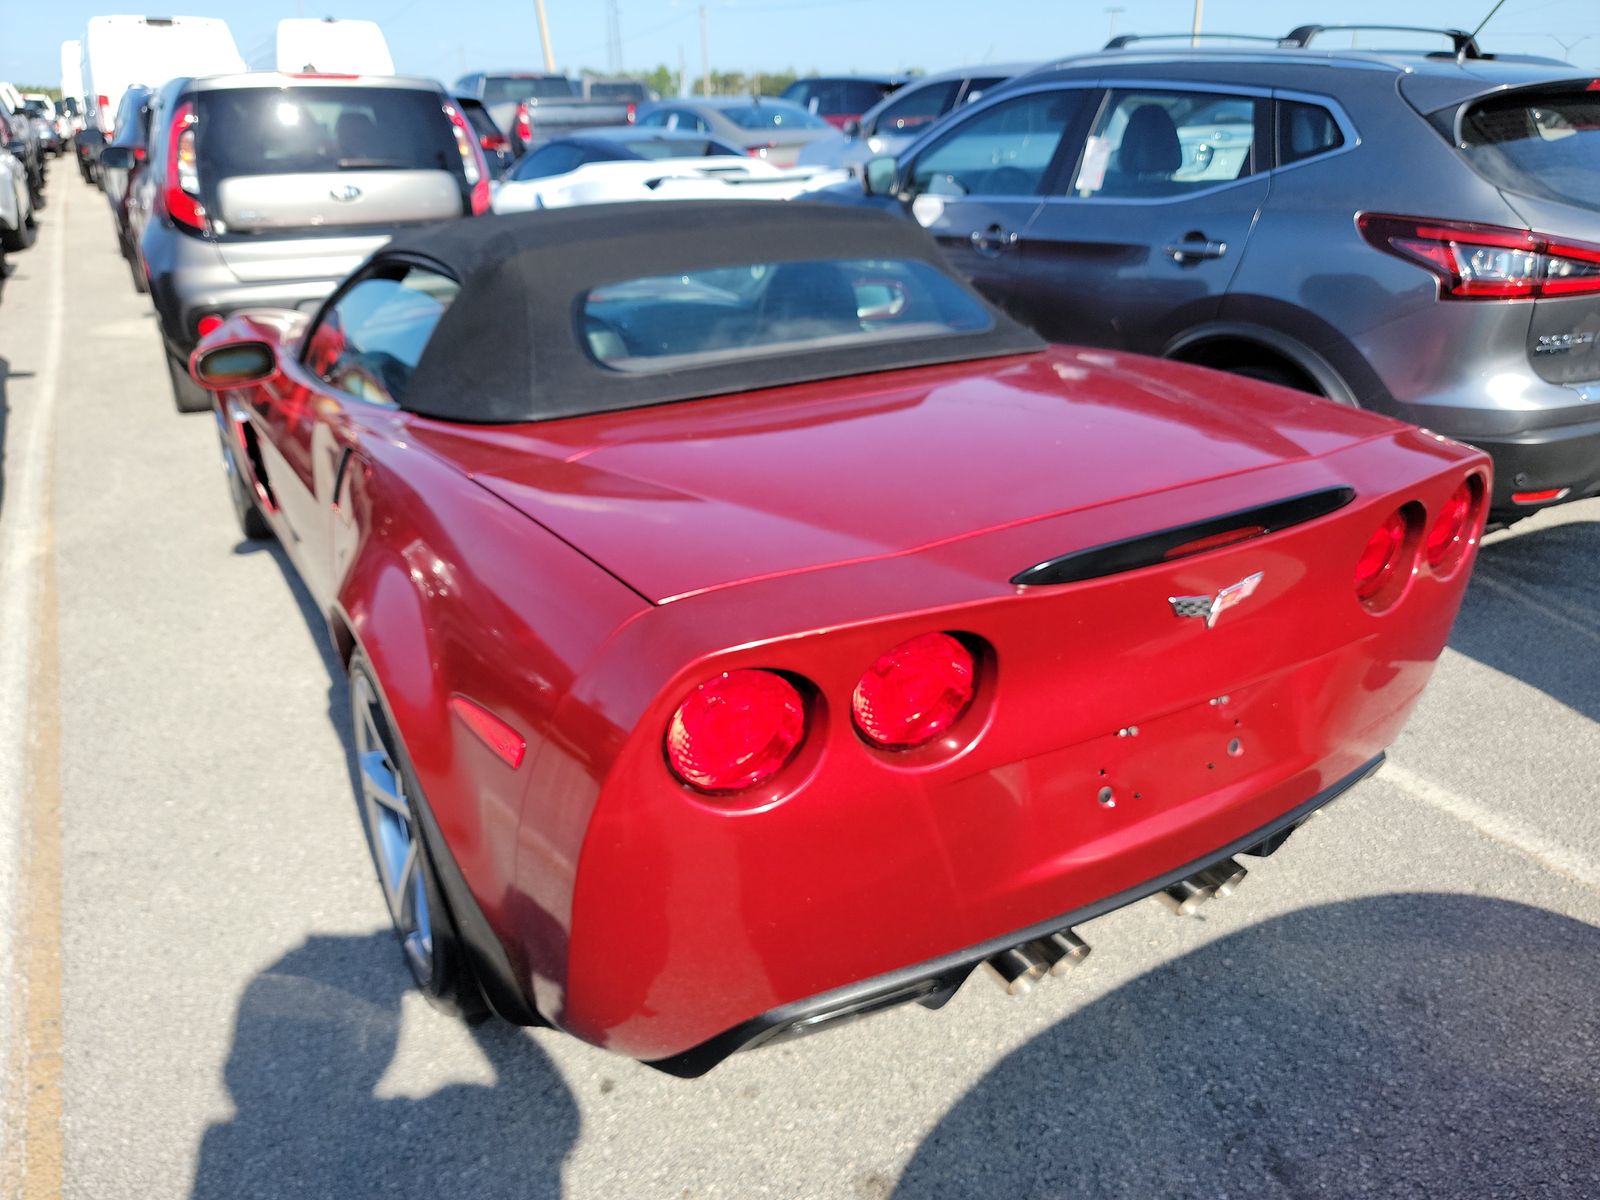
191,202 -> 1487,1075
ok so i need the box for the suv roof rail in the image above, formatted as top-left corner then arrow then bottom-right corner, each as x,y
1280,24 -> 1485,59
1103,32 -> 1280,50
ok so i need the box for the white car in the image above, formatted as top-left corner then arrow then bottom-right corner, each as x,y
494,153 -> 845,213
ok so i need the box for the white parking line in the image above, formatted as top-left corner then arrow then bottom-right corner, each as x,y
0,181 -> 67,1184
1383,760 -> 1600,893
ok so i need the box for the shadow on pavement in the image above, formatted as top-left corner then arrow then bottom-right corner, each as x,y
895,894 -> 1600,1199
190,932 -> 579,1199
0,355 -> 10,517
1450,518 -> 1600,723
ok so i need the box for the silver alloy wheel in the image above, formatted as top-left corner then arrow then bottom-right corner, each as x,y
353,672 -> 435,983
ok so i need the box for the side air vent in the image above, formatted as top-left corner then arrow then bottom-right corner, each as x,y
1011,487 -> 1356,588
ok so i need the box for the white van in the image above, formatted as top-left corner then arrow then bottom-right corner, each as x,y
59,39 -> 85,116
82,15 -> 245,137
275,18 -> 394,76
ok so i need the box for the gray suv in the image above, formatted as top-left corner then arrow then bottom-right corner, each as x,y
128,73 -> 490,411
854,27 -> 1600,522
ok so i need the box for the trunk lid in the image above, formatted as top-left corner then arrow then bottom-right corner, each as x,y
407,348 -> 1400,604
214,169 -> 462,233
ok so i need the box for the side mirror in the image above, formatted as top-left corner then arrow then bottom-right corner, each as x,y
192,341 -> 278,391
842,117 -> 861,138
99,145 -> 132,170
862,155 -> 899,198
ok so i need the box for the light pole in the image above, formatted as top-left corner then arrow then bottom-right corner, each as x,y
534,0 -> 556,72
1105,6 -> 1124,41
1191,0 -> 1203,47
699,4 -> 710,96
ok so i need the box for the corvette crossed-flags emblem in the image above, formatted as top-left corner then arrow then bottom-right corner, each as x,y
1169,571 -> 1265,629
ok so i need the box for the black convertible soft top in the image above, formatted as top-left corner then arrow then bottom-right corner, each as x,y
377,201 -> 1045,424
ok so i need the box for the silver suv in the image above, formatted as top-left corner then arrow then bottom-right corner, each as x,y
127,73 -> 490,411
855,27 -> 1600,523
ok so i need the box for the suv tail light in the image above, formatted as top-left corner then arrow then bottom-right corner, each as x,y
514,101 -> 533,146
1358,213 -> 1600,300
444,103 -> 491,216
1355,510 -> 1408,603
666,670 -> 807,793
625,102 -> 637,124
162,100 -> 204,232
746,142 -> 776,158
852,632 -> 977,750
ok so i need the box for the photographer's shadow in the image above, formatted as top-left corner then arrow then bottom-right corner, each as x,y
191,932 -> 578,1199
895,893 -> 1600,1199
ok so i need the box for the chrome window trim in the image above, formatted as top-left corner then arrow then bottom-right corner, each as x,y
1030,83 -> 1361,206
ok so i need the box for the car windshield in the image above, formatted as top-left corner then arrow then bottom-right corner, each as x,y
719,102 -> 828,131
483,76 -> 574,105
582,256 -> 993,373
1456,87 -> 1600,212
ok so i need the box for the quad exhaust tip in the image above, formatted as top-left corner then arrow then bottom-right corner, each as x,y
984,929 -> 1090,995
1156,857 -> 1249,915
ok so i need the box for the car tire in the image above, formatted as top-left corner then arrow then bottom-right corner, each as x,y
0,207 -> 33,253
128,250 -> 148,294
348,653 -> 488,1022
165,348 -> 212,414
214,416 -> 272,541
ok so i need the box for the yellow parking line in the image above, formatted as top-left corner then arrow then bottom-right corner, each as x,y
18,509 -> 62,1200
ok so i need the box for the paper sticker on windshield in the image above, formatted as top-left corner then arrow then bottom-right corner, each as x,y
1074,136 -> 1112,195
911,194 -> 945,228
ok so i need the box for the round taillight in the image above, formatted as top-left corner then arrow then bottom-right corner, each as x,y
1355,510 -> 1407,602
1425,481 -> 1473,570
665,670 -> 806,793
852,632 -> 977,750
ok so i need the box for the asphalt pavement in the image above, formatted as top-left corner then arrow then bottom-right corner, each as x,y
2,176 -> 1599,1200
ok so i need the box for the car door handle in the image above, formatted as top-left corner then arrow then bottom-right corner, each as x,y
1163,235 -> 1227,263
970,224 -> 1019,257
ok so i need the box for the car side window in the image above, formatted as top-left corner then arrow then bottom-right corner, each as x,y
305,267 -> 460,408
1072,89 -> 1260,199
869,80 -> 959,137
636,109 -> 671,128
1276,100 -> 1344,167
908,90 -> 1082,199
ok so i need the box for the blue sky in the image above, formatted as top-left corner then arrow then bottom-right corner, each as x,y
9,0 -> 1600,90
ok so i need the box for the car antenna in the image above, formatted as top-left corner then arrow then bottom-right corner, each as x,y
1466,0 -> 1508,59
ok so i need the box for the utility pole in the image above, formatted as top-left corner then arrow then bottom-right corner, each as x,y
534,0 -> 556,73
1105,6 -> 1124,41
1190,0 -> 1203,47
699,4 -> 710,96
677,43 -> 687,96
605,0 -> 623,75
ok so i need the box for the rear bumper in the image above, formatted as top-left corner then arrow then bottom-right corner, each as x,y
1469,414 -> 1600,518
1389,397 -> 1600,518
149,252 -> 348,356
647,753 -> 1382,1077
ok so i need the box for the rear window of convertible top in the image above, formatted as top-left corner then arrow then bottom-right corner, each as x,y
581,257 -> 994,373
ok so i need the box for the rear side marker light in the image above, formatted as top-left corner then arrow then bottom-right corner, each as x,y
449,696 -> 526,768
1355,510 -> 1407,602
196,314 -> 223,338
1358,212 -> 1600,300
666,670 -> 806,794
1425,481 -> 1475,570
852,632 -> 976,750
1512,487 -> 1569,505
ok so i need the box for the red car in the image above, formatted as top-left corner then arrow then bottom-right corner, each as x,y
191,202 -> 1487,1075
